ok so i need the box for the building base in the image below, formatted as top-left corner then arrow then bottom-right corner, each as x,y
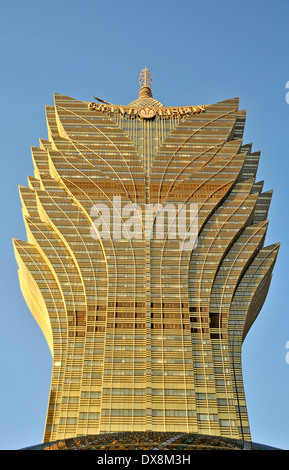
21,431 -> 278,450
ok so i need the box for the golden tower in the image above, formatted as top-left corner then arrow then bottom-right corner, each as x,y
14,69 -> 279,443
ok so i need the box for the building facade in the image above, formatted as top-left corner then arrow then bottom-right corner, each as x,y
14,69 -> 279,444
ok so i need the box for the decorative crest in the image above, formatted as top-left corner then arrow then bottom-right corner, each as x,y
139,67 -> 153,98
139,67 -> 152,89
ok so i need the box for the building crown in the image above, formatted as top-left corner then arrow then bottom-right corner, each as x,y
139,67 -> 153,98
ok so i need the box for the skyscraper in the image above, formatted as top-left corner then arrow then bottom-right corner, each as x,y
13,69 -> 279,446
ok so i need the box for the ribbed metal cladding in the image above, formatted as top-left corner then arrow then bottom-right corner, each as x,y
13,72 -> 278,444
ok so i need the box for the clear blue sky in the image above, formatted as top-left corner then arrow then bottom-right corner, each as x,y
1,0 -> 289,450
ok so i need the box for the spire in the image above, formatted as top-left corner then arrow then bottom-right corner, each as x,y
139,67 -> 153,98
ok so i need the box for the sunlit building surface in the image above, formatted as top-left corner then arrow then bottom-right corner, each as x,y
14,69 -> 279,447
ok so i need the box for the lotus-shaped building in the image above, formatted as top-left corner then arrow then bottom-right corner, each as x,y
14,69 -> 279,447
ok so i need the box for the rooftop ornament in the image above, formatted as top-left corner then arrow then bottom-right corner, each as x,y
139,67 -> 153,98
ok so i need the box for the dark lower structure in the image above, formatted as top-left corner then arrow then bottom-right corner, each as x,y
22,432 -> 278,450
